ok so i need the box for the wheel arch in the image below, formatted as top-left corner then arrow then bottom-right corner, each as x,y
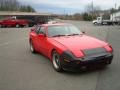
29,38 -> 32,43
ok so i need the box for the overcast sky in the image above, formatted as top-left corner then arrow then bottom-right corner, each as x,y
18,0 -> 120,14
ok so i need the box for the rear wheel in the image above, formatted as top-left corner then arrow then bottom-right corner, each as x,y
16,24 -> 20,28
52,51 -> 63,72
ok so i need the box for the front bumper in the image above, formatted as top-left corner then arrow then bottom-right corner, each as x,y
60,51 -> 113,71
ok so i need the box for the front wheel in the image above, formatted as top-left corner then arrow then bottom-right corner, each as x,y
94,22 -> 97,25
52,51 -> 63,72
0,24 -> 2,28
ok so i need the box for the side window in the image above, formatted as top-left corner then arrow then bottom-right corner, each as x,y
37,27 -> 46,34
35,26 -> 40,34
98,18 -> 100,21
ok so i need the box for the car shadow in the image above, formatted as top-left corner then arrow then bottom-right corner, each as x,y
62,66 -> 108,75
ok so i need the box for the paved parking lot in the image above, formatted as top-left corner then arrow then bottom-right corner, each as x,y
0,21 -> 120,90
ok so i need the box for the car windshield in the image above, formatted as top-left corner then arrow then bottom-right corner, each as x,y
48,25 -> 82,37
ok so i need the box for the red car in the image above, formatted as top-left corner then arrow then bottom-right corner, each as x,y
0,17 -> 28,28
29,23 -> 113,72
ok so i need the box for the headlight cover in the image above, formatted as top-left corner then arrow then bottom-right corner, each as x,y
104,45 -> 113,53
60,50 -> 84,62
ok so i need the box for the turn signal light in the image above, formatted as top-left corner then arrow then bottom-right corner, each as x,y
63,57 -> 70,62
104,45 -> 113,53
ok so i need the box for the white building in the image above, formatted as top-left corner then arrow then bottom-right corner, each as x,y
110,11 -> 120,21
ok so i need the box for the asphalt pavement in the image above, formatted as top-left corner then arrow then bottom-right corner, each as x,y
0,21 -> 120,90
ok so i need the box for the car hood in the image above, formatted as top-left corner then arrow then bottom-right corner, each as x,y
52,35 -> 107,57
93,20 -> 97,23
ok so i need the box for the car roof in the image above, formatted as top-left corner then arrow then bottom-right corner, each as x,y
39,23 -> 72,27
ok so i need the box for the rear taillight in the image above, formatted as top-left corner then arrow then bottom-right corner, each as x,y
104,45 -> 113,53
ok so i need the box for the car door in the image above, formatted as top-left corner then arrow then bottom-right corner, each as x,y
97,17 -> 102,24
36,26 -> 49,56
30,26 -> 40,51
2,20 -> 9,26
2,19 -> 14,26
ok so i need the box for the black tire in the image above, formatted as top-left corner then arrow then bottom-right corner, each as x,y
30,40 -> 37,53
94,22 -> 97,25
52,51 -> 63,72
101,22 -> 104,25
0,24 -> 2,28
16,24 -> 20,28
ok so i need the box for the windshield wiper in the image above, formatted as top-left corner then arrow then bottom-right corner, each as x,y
52,34 -> 66,37
67,34 -> 80,36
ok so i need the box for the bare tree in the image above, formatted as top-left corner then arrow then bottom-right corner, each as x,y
0,0 -> 35,12
85,3 -> 101,14
85,3 -> 93,13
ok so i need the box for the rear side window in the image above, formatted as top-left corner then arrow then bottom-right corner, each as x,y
35,26 -> 40,33
35,26 -> 46,34
38,27 -> 46,34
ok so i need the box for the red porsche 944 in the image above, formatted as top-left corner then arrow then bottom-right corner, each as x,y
29,23 -> 113,72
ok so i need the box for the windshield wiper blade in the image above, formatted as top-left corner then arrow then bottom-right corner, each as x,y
68,34 -> 80,36
52,34 -> 66,37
